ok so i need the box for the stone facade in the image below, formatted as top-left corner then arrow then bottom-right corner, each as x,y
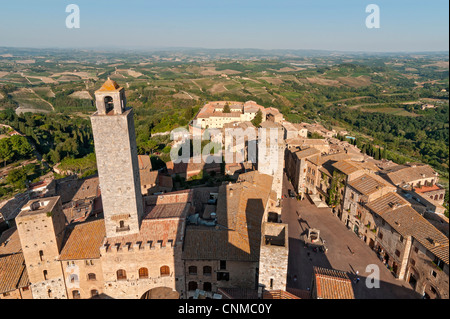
405,240 -> 449,299
259,222 -> 289,291
258,125 -> 285,201
16,197 -> 68,299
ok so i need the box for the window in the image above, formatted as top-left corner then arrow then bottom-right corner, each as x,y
399,236 -> 404,243
188,281 -> 198,291
378,232 -> 383,240
431,270 -> 437,278
72,290 -> 80,299
411,259 -> 416,266
116,269 -> 127,280
217,272 -> 229,281
203,266 -> 212,276
160,265 -> 170,276
414,247 -> 419,254
395,250 -> 401,257
47,289 -> 52,298
434,257 -> 445,270
87,273 -> 96,281
91,290 -> 99,297
220,260 -> 226,270
43,270 -> 48,281
70,274 -> 78,283
203,282 -> 212,292
139,267 -> 149,279
270,279 -> 274,290
188,266 -> 197,275
39,250 -> 44,262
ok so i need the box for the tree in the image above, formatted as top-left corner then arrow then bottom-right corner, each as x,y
0,138 -> 13,167
223,103 -> 231,113
251,109 -> 263,127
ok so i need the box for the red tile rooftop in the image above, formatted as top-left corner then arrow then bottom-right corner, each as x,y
414,184 -> 442,193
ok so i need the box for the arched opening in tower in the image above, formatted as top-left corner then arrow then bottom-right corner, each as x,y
104,96 -> 114,113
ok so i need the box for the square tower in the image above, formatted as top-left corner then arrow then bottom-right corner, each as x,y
16,197 -> 67,299
257,122 -> 285,202
91,79 -> 144,238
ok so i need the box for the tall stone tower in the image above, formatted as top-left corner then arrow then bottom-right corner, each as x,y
16,197 -> 68,299
257,122 -> 285,202
91,78 -> 144,238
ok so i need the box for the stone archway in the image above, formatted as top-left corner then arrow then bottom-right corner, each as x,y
140,287 -> 179,299
423,283 -> 441,299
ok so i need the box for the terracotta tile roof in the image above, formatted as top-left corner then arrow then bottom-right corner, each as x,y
263,290 -> 301,299
385,164 -> 437,186
286,287 -> 311,299
348,174 -> 395,196
366,192 -> 409,215
183,171 -> 273,262
313,267 -> 354,299
332,160 -> 362,176
105,217 -> 184,248
0,253 -> 29,294
380,205 -> 449,264
59,219 -> 106,260
97,78 -> 121,92
56,176 -> 99,204
0,227 -> 22,257
367,192 -> 449,264
294,147 -> 321,160
414,184 -> 443,194
144,202 -> 190,219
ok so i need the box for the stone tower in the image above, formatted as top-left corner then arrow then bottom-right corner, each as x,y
16,197 -> 68,299
91,78 -> 144,238
257,122 -> 285,202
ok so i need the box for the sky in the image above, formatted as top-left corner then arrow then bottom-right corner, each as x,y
0,0 -> 448,52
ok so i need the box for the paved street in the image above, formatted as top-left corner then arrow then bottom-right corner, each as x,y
281,173 -> 420,299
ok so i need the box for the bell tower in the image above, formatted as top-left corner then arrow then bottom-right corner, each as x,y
90,78 -> 144,238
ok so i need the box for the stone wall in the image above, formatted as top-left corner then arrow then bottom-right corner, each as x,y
99,240 -> 184,299
258,222 -> 288,291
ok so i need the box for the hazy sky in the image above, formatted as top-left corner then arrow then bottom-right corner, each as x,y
0,0 -> 448,52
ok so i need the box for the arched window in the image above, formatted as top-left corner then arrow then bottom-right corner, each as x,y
104,96 -> 114,113
91,290 -> 99,297
188,266 -> 197,275
39,250 -> 44,261
72,290 -> 80,299
139,267 -> 149,279
203,266 -> 212,276
43,270 -> 48,280
119,220 -> 125,228
87,273 -> 96,281
117,269 -> 127,280
188,281 -> 197,291
160,265 -> 170,276
203,282 -> 212,292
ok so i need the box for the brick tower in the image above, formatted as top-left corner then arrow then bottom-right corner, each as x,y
90,78 -> 144,238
